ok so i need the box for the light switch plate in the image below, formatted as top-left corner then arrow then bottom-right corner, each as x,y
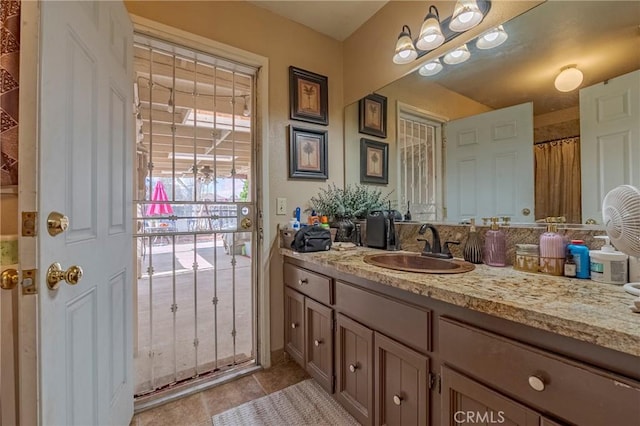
276,197 -> 287,215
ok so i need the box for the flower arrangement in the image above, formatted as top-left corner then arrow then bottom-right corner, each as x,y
307,183 -> 392,220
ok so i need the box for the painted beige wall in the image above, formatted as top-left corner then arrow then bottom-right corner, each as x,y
124,1 -> 344,355
342,1 -> 543,105
345,74 -> 492,196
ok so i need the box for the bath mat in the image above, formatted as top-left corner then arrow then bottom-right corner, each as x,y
212,379 -> 359,425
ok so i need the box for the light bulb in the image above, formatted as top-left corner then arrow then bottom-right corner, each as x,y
443,44 -> 470,65
476,26 -> 508,50
418,59 -> 443,76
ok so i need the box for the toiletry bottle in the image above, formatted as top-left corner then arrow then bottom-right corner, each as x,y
567,239 -> 590,279
589,236 -> 629,285
404,201 -> 412,221
564,253 -> 576,277
539,217 -> 566,276
484,217 -> 506,267
463,218 -> 483,264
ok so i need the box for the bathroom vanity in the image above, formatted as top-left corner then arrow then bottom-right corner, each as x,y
281,247 -> 640,426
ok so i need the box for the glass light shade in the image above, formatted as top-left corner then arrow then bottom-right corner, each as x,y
449,0 -> 484,32
443,44 -> 471,65
418,59 -> 443,76
476,25 -> 508,49
393,26 -> 418,64
554,67 -> 583,92
416,9 -> 444,51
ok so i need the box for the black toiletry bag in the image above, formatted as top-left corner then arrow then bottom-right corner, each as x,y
291,226 -> 332,253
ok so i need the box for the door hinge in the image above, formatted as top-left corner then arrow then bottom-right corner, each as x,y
429,372 -> 441,394
22,211 -> 37,236
21,269 -> 37,295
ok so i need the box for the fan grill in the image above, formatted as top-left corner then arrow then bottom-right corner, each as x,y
602,185 -> 640,258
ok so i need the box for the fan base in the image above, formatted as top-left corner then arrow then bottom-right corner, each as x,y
623,282 -> 640,296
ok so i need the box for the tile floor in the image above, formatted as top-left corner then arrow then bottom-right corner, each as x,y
130,358 -> 310,426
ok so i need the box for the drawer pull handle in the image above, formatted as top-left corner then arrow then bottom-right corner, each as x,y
314,339 -> 322,347
290,322 -> 298,329
393,395 -> 402,406
298,278 -> 308,285
528,375 -> 545,392
349,364 -> 358,373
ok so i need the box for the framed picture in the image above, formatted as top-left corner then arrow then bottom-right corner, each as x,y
360,138 -> 388,184
289,66 -> 328,125
289,126 -> 328,180
358,93 -> 387,138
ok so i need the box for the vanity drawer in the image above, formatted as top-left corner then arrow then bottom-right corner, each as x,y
336,281 -> 431,353
440,318 -> 640,426
284,263 -> 333,305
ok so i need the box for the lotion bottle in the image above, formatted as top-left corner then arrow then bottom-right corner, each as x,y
463,218 -> 483,264
539,218 -> 565,276
589,236 -> 628,285
484,217 -> 506,267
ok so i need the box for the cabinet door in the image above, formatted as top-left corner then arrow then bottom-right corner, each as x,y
284,287 -> 305,367
336,313 -> 374,426
305,297 -> 334,393
375,332 -> 429,426
441,366 -> 540,426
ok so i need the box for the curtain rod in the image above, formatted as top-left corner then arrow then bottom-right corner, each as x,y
534,135 -> 580,145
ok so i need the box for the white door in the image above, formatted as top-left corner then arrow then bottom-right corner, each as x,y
38,1 -> 134,425
445,102 -> 534,223
580,69 -> 640,224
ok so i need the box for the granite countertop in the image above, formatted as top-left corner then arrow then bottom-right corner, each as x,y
280,247 -> 640,357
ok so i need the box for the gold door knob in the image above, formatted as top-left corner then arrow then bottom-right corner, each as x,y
47,212 -> 69,236
1,269 -> 19,290
522,208 -> 531,216
46,262 -> 83,290
241,217 -> 252,229
585,218 -> 597,225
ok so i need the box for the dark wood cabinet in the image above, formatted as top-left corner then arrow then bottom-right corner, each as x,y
305,297 -> 334,393
375,332 -> 429,426
336,313 -> 374,426
284,286 -> 305,366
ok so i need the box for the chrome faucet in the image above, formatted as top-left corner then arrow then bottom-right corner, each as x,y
417,223 -> 458,259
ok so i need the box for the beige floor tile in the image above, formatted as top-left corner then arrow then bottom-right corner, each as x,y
135,392 -> 209,426
253,358 -> 310,394
200,375 -> 266,417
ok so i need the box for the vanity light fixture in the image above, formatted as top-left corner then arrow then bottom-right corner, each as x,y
554,66 -> 583,92
443,44 -> 471,65
416,6 -> 445,51
476,25 -> 508,49
393,25 -> 418,64
449,0 -> 484,32
418,59 -> 444,76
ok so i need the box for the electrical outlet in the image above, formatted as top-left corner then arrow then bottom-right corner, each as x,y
276,197 -> 287,215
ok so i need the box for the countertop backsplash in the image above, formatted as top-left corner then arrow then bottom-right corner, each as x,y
396,223 -> 608,266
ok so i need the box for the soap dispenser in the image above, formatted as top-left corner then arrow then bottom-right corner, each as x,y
539,217 -> 565,276
484,217 -> 506,267
589,236 -> 628,285
463,218 -> 483,264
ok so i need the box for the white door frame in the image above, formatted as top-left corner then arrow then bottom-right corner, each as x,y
129,15 -> 272,369
15,6 -> 271,423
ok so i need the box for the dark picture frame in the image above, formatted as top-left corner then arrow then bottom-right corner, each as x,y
360,138 -> 388,184
289,126 -> 328,180
358,93 -> 387,138
289,66 -> 329,125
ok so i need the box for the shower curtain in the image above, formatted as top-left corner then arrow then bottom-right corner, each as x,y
534,136 -> 581,224
1,0 -> 20,187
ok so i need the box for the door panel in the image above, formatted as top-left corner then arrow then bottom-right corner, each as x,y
305,297 -> 333,393
38,1 -> 134,425
284,287 -> 305,367
580,69 -> 640,223
445,102 -> 534,222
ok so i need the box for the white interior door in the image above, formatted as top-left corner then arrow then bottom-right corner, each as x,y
445,102 -> 534,223
580,69 -> 640,224
38,1 -> 134,425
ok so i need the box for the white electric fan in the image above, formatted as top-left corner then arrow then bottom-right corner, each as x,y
601,185 -> 640,303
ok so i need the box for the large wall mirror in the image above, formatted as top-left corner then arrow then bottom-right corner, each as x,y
344,1 -> 640,225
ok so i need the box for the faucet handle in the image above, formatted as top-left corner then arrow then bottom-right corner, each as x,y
442,241 -> 460,258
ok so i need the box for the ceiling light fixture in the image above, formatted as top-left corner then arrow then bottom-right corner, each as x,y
393,25 -> 418,64
554,66 -> 583,92
449,0 -> 484,32
443,44 -> 471,65
392,1 -> 490,65
476,25 -> 508,49
418,59 -> 444,76
416,6 -> 445,51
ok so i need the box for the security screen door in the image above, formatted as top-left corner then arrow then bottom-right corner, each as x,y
132,35 -> 257,395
